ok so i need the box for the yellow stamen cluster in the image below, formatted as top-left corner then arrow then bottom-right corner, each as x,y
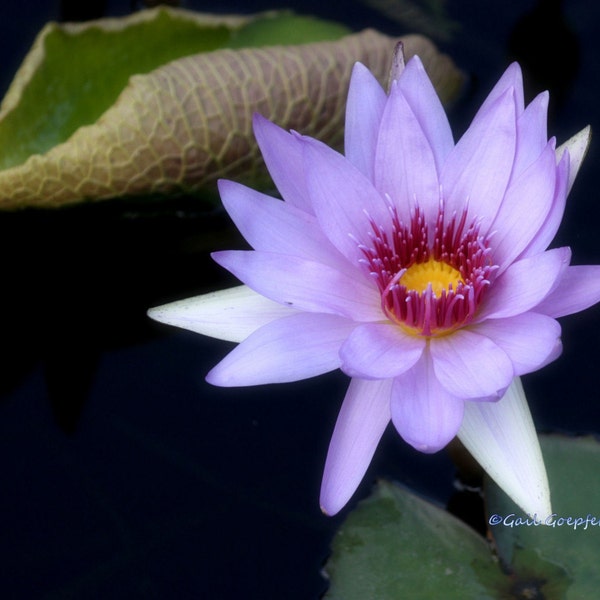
399,258 -> 464,296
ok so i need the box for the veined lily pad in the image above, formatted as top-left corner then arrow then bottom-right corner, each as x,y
0,7 -> 462,209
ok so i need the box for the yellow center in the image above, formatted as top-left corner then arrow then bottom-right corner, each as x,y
399,258 -> 464,296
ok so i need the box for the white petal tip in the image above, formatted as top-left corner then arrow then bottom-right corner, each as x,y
458,378 -> 551,520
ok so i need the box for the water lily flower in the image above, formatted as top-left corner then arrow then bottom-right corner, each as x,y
149,51 -> 600,519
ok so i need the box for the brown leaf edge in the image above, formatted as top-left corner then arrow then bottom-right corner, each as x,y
0,24 -> 462,209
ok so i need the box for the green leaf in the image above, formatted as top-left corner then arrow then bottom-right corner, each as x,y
228,12 -> 351,48
486,434 -> 600,599
323,480 -> 506,599
0,7 -> 463,209
0,9 -> 246,171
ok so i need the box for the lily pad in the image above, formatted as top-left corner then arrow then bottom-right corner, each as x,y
0,7 -> 463,209
486,434 -> 600,599
323,480 -> 506,599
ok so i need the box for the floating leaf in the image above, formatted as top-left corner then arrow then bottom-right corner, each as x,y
323,480 -> 506,599
486,434 -> 600,599
0,7 -> 463,209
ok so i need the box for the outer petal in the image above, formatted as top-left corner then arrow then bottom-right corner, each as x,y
478,247 -> 571,320
320,377 -> 393,515
374,80 -> 440,221
441,88 -> 517,229
471,312 -> 561,375
301,136 -> 390,262
556,125 -> 591,194
534,265 -> 600,318
147,285 -> 296,343
213,250 -> 382,322
344,62 -> 387,179
430,330 -> 513,399
519,150 -> 569,258
511,91 -> 548,179
253,114 -> 312,213
218,179 -> 353,275
489,140 -> 557,268
206,312 -> 355,386
391,351 -> 464,452
473,62 -> 524,120
458,377 -> 551,519
397,56 -> 454,171
339,322 -> 425,379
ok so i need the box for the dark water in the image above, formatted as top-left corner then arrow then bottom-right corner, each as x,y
0,1 -> 599,598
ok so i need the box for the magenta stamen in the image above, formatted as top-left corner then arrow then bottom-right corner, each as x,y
361,205 -> 497,336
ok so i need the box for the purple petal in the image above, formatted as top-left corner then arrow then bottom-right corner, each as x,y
441,88 -> 517,229
391,351 -> 464,452
472,312 -> 561,375
339,322 -> 425,379
218,179 -> 354,275
430,330 -> 513,399
511,91 -> 549,180
473,62 -> 524,120
301,136 -> 390,262
519,150 -> 569,258
320,377 -> 392,515
478,247 -> 571,319
344,62 -> 387,179
535,265 -> 600,318
206,312 -> 355,386
490,141 -> 557,268
212,250 -> 382,322
253,114 -> 313,213
374,81 -> 440,221
398,56 -> 454,171
148,285 -> 297,343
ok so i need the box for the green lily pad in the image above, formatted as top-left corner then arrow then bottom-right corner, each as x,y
486,434 -> 600,599
324,478 -> 572,598
0,7 -> 463,209
323,480 -> 506,599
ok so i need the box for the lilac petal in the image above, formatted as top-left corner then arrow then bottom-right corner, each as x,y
218,179 -> 353,275
206,312 -> 355,386
301,136 -> 390,262
148,285 -> 296,343
556,125 -> 591,194
344,62 -> 387,179
441,89 -> 517,229
519,150 -> 568,258
391,352 -> 464,452
374,81 -> 440,221
535,265 -> 600,318
512,91 -> 549,180
458,377 -> 551,519
253,114 -> 312,213
472,313 -> 561,375
397,56 -> 454,171
339,322 -> 425,379
320,377 -> 393,515
479,246 -> 571,320
212,250 -> 382,322
473,62 -> 524,121
490,141 -> 557,268
430,330 -> 513,399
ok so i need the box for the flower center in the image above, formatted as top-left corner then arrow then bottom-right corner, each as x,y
359,204 -> 497,337
399,258 -> 464,296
